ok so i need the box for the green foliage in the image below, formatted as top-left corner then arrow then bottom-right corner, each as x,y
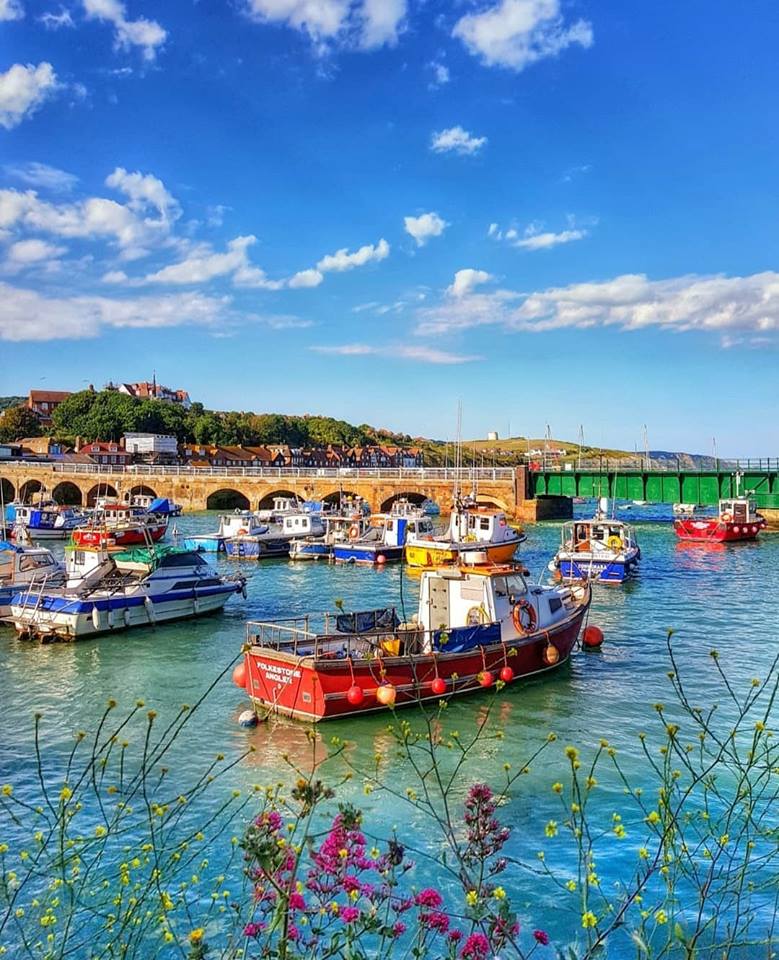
0,397 -> 25,414
0,406 -> 43,442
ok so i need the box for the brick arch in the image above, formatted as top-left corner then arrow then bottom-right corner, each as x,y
321,489 -> 362,508
128,484 -> 158,500
474,493 -> 510,513
52,481 -> 83,506
206,488 -> 250,510
86,483 -> 118,506
379,491 -> 428,512
0,477 -> 15,503
257,488 -> 302,510
19,479 -> 46,502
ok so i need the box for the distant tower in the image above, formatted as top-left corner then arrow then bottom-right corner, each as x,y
487,431 -> 499,442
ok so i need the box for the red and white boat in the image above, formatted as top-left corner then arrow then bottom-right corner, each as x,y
72,503 -> 168,548
240,560 -> 591,722
674,497 -> 766,543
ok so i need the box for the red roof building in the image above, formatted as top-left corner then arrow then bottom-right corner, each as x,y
27,390 -> 72,426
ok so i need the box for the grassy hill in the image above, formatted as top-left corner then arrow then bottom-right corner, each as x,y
0,396 -> 25,413
421,436 -> 639,466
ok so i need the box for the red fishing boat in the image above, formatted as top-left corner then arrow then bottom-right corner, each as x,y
673,498 -> 766,543
240,561 -> 591,722
72,503 -> 168,548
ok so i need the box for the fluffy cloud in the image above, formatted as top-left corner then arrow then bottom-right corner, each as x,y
404,212 -> 448,247
490,219 -> 589,250
39,7 -> 75,28
0,280 -> 227,341
453,0 -> 593,72
416,269 -> 779,345
317,237 -> 389,272
4,161 -> 78,193
430,126 -> 487,155
244,0 -> 405,49
0,180 -> 174,259
0,62 -> 59,130
288,267 -> 324,288
105,167 -> 180,222
448,268 -> 493,298
82,0 -> 166,60
311,343 -> 480,363
0,0 -> 23,21
429,61 -> 449,88
146,235 -> 261,285
4,238 -> 66,270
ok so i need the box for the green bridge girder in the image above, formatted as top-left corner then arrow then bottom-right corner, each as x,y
530,469 -> 779,509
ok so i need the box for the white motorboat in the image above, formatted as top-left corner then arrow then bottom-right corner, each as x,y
0,541 -> 64,617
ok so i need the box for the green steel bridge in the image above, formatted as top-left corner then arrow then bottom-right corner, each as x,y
529,459 -> 779,510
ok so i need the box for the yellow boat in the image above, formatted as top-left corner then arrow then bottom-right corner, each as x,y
405,502 -> 525,569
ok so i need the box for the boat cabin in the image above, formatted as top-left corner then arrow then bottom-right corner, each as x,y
719,498 -> 760,523
561,518 -> 637,552
0,546 -> 61,584
281,513 -> 325,537
447,506 -> 516,545
217,512 -> 269,538
364,513 -> 434,547
7,505 -> 60,529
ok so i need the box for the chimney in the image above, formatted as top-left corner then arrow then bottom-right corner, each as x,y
75,436 -> 82,452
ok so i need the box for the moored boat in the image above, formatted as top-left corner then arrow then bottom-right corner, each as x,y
225,510 -> 325,560
240,561 -> 591,722
0,540 -> 64,617
289,513 -> 369,561
674,498 -> 766,543
405,499 -> 524,568
72,502 -> 167,547
7,544 -> 246,641
5,501 -> 85,540
551,500 -> 640,583
332,510 -> 433,564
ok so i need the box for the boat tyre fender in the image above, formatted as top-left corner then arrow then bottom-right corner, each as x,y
348,524 -> 360,541
607,535 -> 623,551
721,512 -> 732,523
512,598 -> 537,635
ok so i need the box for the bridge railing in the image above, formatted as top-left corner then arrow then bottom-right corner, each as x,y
535,457 -> 779,473
0,461 -> 517,482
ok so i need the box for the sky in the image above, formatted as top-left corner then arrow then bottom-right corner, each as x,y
1,0 -> 779,454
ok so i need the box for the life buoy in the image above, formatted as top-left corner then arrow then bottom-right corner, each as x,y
237,528 -> 248,536
721,512 -> 732,523
607,535 -> 623,551
348,524 -> 360,540
466,605 -> 486,626
512,599 -> 537,635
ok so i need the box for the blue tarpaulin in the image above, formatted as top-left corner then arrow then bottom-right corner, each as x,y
148,497 -> 174,514
335,608 -> 399,634
432,622 -> 501,653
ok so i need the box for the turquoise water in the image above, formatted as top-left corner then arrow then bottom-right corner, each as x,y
1,505 -> 777,954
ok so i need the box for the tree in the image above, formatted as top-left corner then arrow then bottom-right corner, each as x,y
0,405 -> 43,442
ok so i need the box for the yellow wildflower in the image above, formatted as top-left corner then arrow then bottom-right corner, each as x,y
466,890 -> 479,907
545,820 -> 558,838
552,782 -> 563,794
492,887 -> 506,900
189,928 -> 205,944
655,910 -> 668,925
581,911 -> 597,929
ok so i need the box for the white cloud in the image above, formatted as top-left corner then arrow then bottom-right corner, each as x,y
39,7 -> 74,28
448,268 -> 493,298
288,267 -> 324,288
311,342 -> 480,363
0,281 -> 227,341
0,62 -> 59,130
453,0 -> 593,72
244,0 -> 404,49
4,161 -> 78,193
415,270 -> 779,345
102,269 -> 128,283
0,186 -> 173,259
0,0 -> 23,21
146,235 -> 259,285
105,167 -> 180,222
490,219 -> 589,250
82,0 -> 166,60
357,0 -> 405,49
429,61 -> 449,88
5,238 -> 66,269
430,125 -> 487,156
404,211 -> 448,247
317,237 -> 389,272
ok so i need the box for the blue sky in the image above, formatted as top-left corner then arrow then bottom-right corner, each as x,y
1,0 -> 779,454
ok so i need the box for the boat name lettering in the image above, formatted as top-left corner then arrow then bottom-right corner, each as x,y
258,662 -> 302,683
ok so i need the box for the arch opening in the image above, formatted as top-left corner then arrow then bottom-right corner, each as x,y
379,491 -> 427,513
86,483 -> 118,506
207,488 -> 250,511
0,478 -> 15,504
257,489 -> 302,511
474,493 -> 510,514
19,479 -> 45,503
52,481 -> 83,506
127,484 -> 158,502
322,489 -> 363,509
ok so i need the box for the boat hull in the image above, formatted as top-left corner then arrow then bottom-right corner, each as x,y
244,605 -> 587,722
557,556 -> 638,583
9,583 -> 240,641
183,535 -> 226,552
332,543 -> 405,564
225,538 -> 290,559
289,541 -> 332,561
405,539 -> 520,569
73,524 -> 167,547
673,518 -> 765,542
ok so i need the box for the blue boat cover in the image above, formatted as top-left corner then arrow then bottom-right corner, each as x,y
433,622 -> 501,652
148,497 -> 174,514
335,608 -> 399,634
0,540 -> 21,553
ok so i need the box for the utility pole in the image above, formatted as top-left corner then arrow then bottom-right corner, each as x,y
578,424 -> 584,470
643,424 -> 649,470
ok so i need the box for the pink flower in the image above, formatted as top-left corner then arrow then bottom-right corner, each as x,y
415,888 -> 443,908
461,932 -> 490,960
420,910 -> 450,933
342,875 -> 361,892
391,921 -> 406,937
287,923 -> 300,941
449,929 -> 463,943
243,921 -> 264,938
533,929 -> 550,945
288,892 -> 306,911
341,906 -> 360,924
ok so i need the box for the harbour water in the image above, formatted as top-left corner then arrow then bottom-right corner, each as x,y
1,506 -> 777,952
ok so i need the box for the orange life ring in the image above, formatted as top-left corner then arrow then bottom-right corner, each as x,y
237,528 -> 248,536
575,540 -> 591,552
348,524 -> 360,540
721,512 -> 732,523
512,599 -> 537,635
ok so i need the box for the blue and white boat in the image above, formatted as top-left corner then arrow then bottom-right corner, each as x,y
4,501 -> 85,540
332,511 -> 435,565
550,500 -> 640,584
183,510 -> 261,552
289,514 -> 369,561
0,540 -> 64,617
225,510 -> 325,560
7,543 -> 246,641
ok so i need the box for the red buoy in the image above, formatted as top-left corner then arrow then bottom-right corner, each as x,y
431,677 -> 447,696
499,666 -> 514,683
376,554 -> 387,565
376,683 -> 396,706
479,670 -> 494,688
346,684 -> 364,706
232,662 -> 247,688
582,626 -> 604,648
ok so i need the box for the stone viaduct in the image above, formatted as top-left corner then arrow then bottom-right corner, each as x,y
0,462 -> 567,521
